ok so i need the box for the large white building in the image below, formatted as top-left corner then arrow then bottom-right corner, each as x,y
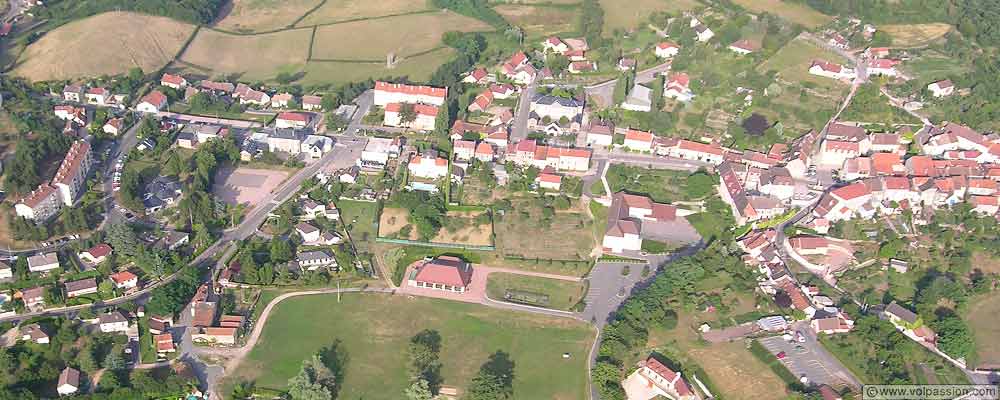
373,81 -> 447,106
360,137 -> 400,169
408,152 -> 449,180
52,140 -> 93,206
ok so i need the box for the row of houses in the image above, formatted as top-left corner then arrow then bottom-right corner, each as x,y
61,84 -> 127,108
15,140 -> 93,221
161,73 -> 325,111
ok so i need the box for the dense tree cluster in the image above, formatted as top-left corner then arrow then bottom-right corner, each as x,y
430,0 -> 509,30
393,191 -> 447,241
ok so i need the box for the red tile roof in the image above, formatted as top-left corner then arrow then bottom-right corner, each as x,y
374,81 -> 447,98
20,184 -> 57,208
625,129 -> 653,143
110,270 -> 138,284
833,182 -> 870,201
141,91 -> 168,108
86,243 -> 112,258
161,73 -> 186,86
385,102 -> 439,117
475,142 -> 493,156
414,256 -> 472,287
277,112 -> 309,122
657,42 -> 679,50
811,59 -> 843,73
52,140 -> 90,186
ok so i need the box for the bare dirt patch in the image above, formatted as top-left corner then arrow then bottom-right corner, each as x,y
13,12 -> 196,81
212,167 -> 289,205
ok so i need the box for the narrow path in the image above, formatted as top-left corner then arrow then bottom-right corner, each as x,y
481,265 -> 584,282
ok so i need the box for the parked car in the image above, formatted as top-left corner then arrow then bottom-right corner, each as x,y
776,351 -> 786,359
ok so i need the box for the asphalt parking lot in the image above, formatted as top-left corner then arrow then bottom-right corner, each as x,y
758,335 -> 852,387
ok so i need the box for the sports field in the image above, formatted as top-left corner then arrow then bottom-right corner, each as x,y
214,0 -> 320,32
881,23 -> 952,47
494,5 -> 579,38
759,37 -> 850,91
178,28 -> 312,81
310,12 -> 491,60
600,0 -> 701,35
12,12 -> 196,81
731,0 -> 831,28
224,293 -> 593,399
296,0 -> 432,26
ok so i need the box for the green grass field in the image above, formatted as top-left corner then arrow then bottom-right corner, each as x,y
494,4 -> 579,39
225,293 -> 593,399
731,0 -> 831,28
759,37 -> 851,92
494,198 -> 596,262
486,272 -> 586,311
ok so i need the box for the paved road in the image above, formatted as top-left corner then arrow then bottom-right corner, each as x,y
593,149 -> 711,171
2,0 -> 23,23
511,80 -> 537,142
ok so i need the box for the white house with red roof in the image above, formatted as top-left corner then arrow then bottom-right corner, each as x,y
813,182 -> 873,221
408,152 -> 449,179
103,118 -> 125,136
623,129 -> 654,152
160,73 -> 188,89
728,39 -> 760,55
811,312 -> 855,334
602,192 -> 700,254
508,140 -> 592,172
867,58 -> 901,77
137,91 -> 168,113
474,142 -> 494,162
927,80 -> 954,98
542,37 -> 569,53
453,140 -> 476,161
384,103 -> 439,131
536,167 -> 562,191
691,18 -> 714,42
302,95 -> 323,111
374,81 -> 447,106
15,185 -> 62,221
407,256 -> 473,293
468,90 -> 494,113
85,87 -> 112,106
657,139 -> 725,164
271,92 -> 294,108
568,61 -> 597,74
275,112 -> 310,129
970,195 -> 1000,215
54,105 -> 87,126
53,140 -> 93,206
463,67 -> 490,84
110,270 -> 139,291
622,356 -> 699,400
865,47 -> 890,58
489,83 -> 516,99
79,244 -> 112,265
828,33 -> 849,49
663,73 -> 694,102
654,42 -> 680,58
809,60 -> 855,81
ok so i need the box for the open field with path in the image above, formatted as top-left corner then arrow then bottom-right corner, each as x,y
300,47 -> 454,85
213,167 -> 289,205
759,37 -> 850,91
214,0 -> 320,32
310,12 -> 491,60
600,0 -> 701,35
12,12 -> 196,81
495,5 -> 579,39
297,0 -> 432,26
882,23 -> 952,47
178,28 -> 311,80
224,293 -> 593,399
731,0 -> 831,28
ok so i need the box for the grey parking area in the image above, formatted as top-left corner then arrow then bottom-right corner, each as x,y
758,335 -> 852,388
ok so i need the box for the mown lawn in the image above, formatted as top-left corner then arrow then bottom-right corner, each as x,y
224,293 -> 593,399
485,272 -> 586,311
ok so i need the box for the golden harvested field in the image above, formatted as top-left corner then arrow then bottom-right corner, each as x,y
495,5 -> 578,38
300,48 -> 453,85
12,12 -> 196,81
178,28 -> 311,80
882,23 -> 952,47
731,0 -> 830,28
759,37 -> 850,91
297,0 -> 432,26
310,12 -> 491,60
600,0 -> 701,35
214,0 -> 320,32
